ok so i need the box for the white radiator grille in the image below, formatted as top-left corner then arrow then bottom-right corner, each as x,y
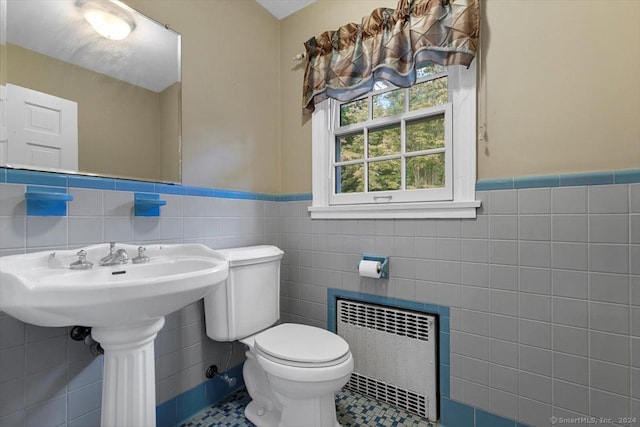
337,299 -> 437,421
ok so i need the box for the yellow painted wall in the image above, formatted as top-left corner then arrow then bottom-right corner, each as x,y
280,0 -> 640,193
7,44 -> 162,181
127,0 -> 282,193
118,0 -> 639,193
478,0 -> 640,180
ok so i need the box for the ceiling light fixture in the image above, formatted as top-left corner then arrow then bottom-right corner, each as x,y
78,0 -> 135,41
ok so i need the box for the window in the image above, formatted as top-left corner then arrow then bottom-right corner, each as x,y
309,61 -> 479,219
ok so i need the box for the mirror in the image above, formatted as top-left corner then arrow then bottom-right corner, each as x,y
0,0 -> 181,183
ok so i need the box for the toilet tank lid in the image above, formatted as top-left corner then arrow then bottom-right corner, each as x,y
217,245 -> 284,266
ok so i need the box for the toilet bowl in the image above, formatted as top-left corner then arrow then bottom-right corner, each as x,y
203,245 -> 354,427
241,323 -> 353,427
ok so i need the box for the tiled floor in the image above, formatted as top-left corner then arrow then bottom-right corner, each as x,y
182,388 -> 434,427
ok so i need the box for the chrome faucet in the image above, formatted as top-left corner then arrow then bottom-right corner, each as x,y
99,243 -> 129,266
70,250 -> 94,270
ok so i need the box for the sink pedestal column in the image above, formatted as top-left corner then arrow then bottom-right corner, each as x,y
92,318 -> 165,427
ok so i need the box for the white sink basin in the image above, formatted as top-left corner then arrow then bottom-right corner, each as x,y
0,243 -> 228,327
0,243 -> 229,427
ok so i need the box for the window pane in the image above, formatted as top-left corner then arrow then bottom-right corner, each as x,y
406,153 -> 445,189
409,77 -> 447,110
340,98 -> 368,126
369,125 -> 401,158
373,88 -> 405,119
373,80 -> 391,91
406,115 -> 445,152
416,62 -> 446,78
336,133 -> 364,162
336,164 -> 364,194
368,159 -> 401,192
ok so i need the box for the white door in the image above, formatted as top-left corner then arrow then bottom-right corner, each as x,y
6,83 -> 78,171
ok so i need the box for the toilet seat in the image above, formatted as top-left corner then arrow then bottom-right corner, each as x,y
252,323 -> 350,368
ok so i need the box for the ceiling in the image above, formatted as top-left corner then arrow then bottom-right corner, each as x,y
6,0 -> 180,93
255,0 -> 316,20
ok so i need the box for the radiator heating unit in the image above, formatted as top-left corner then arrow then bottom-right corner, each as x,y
336,299 -> 438,421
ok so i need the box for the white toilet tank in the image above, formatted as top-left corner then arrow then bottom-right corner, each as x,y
204,245 -> 284,341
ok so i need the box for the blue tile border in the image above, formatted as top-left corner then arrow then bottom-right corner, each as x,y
67,175 -> 116,190
559,171 -> 614,187
477,168 -> 640,191
615,169 -> 640,184
3,167 -> 638,201
7,168 -> 67,187
156,363 -> 245,427
326,288 -> 526,427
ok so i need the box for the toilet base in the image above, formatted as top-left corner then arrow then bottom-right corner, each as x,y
245,399 -> 341,427
245,401 -> 281,427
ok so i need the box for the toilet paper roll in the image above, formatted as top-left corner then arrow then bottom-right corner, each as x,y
358,260 -> 382,278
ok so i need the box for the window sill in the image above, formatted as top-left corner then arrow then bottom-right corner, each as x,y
307,200 -> 481,219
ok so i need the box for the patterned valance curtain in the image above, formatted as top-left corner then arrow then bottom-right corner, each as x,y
302,0 -> 480,113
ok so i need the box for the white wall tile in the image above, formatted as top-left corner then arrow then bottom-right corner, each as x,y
589,185 -> 628,214
489,290 -> 518,317
553,325 -> 588,357
0,184 -> 26,216
68,217 -> 102,246
519,319 -> 551,349
520,345 -> 551,376
489,339 -> 519,368
552,243 -> 588,271
590,330 -> 629,365
552,187 -> 587,214
520,371 -> 551,404
519,188 -> 550,215
490,264 -> 518,291
519,215 -> 551,241
489,314 -> 518,342
590,359 -> 630,396
489,388 -> 518,420
520,241 -> 551,268
590,214 -> 629,244
490,241 -> 518,265
68,189 -> 102,217
25,394 -> 66,427
553,379 -> 589,414
489,190 -> 518,215
490,363 -> 518,394
552,215 -> 588,242
590,302 -> 630,335
520,267 -> 551,295
519,396 -> 552,427
26,217 -> 66,249
590,389 -> 631,422
490,215 -> 518,240
102,191 -> 132,217
103,217 -> 133,242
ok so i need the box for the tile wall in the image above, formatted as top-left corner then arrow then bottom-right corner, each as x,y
1,173 -> 639,427
0,180 -> 278,426
279,184 -> 640,427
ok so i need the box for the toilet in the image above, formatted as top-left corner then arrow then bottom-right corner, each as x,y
203,245 -> 353,427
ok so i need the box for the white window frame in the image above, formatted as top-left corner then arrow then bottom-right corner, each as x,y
309,61 -> 480,219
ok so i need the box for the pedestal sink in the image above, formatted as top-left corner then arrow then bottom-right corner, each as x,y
0,243 -> 229,427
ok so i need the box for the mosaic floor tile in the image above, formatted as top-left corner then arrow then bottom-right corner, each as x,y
183,388 -> 435,427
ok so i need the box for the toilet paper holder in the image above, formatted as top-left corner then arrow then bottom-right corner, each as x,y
358,254 -> 389,279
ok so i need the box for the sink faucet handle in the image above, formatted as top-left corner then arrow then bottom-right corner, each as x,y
70,249 -> 94,270
132,246 -> 150,264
